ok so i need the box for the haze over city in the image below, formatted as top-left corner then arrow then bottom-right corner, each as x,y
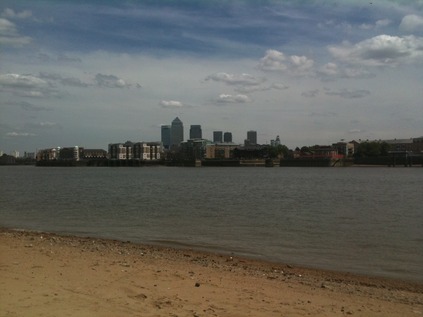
1,0 -> 422,154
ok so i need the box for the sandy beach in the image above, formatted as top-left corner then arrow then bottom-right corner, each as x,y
1,229 -> 422,317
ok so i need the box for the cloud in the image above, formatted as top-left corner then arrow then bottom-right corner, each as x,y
359,19 -> 392,30
57,54 -> 82,63
37,53 -> 82,63
205,72 -> 265,87
0,18 -> 31,46
301,90 -> 319,98
317,63 -> 374,80
258,49 -> 314,74
400,14 -> 423,33
38,72 -> 89,88
159,100 -> 185,108
258,49 -> 287,72
1,8 -> 32,20
290,55 -> 314,72
2,100 -> 51,111
234,82 -> 289,93
325,89 -> 371,99
271,83 -> 289,90
0,73 -> 56,98
348,129 -> 364,134
6,132 -> 36,137
328,35 -> 423,66
376,19 -> 391,28
38,122 -> 58,127
94,73 -> 130,88
215,94 -> 251,104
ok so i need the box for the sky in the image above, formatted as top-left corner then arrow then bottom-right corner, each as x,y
1,0 -> 423,154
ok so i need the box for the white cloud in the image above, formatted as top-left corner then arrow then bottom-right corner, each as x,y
159,100 -> 185,108
317,63 -> 374,80
215,94 -> 251,104
258,49 -> 287,71
348,129 -> 364,134
290,55 -> 314,72
259,50 -> 314,74
1,8 -> 32,19
0,73 -> 48,89
359,19 -> 391,30
376,19 -> 391,28
319,63 -> 339,76
301,90 -> 319,98
0,18 -> 31,46
6,132 -> 36,137
328,35 -> 423,66
0,73 -> 63,98
39,122 -> 58,127
94,73 -> 130,88
271,83 -> 289,90
400,14 -> 423,33
234,82 -> 289,93
38,72 -> 90,88
325,89 -> 371,99
205,72 -> 265,86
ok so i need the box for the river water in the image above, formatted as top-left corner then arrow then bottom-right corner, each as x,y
0,166 -> 422,282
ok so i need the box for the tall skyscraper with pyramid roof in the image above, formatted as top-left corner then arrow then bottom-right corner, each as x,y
171,117 -> 184,149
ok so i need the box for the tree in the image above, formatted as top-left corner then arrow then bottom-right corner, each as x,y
355,141 -> 390,157
267,144 -> 290,158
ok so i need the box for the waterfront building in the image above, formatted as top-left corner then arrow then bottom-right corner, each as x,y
59,146 -> 83,161
82,149 -> 107,159
205,143 -> 238,159
133,142 -> 162,160
190,125 -> 202,139
108,142 -> 133,160
180,139 -> 211,160
170,117 -> 184,149
224,132 -> 232,143
332,141 -> 355,157
161,125 -> 171,150
213,131 -> 223,143
36,148 -> 59,161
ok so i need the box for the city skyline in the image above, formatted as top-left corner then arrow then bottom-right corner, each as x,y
1,1 -> 423,154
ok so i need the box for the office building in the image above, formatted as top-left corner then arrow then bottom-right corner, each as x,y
247,130 -> 257,145
190,125 -> 202,139
213,131 -> 223,143
161,125 -> 171,149
171,117 -> 184,149
224,132 -> 232,143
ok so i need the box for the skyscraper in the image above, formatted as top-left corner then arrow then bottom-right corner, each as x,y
223,132 -> 232,143
213,131 -> 223,143
171,117 -> 184,148
190,125 -> 202,139
161,125 -> 171,149
247,130 -> 257,145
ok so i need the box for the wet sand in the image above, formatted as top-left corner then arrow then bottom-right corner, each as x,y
1,229 -> 422,316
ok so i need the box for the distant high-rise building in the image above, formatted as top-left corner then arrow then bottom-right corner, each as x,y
247,130 -> 257,145
190,125 -> 202,139
171,117 -> 184,148
161,125 -> 171,149
213,131 -> 223,143
223,132 -> 232,143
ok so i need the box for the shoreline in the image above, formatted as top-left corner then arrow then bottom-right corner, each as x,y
1,228 -> 422,316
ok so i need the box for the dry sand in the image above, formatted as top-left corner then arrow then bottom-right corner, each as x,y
1,229 -> 422,317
